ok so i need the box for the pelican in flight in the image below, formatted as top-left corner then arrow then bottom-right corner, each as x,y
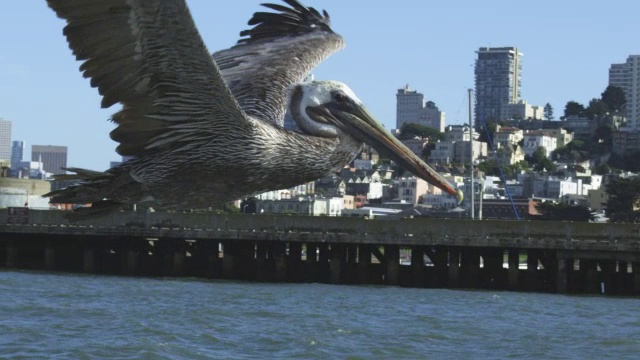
45,0 -> 462,215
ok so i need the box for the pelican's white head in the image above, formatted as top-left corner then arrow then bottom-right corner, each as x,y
288,79 -> 463,203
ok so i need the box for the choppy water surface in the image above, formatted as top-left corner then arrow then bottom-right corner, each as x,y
1,271 -> 639,359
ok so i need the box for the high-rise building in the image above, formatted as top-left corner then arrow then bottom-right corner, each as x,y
10,140 -> 24,169
396,85 -> 445,132
0,119 -> 12,161
31,145 -> 67,175
474,47 -> 523,126
609,55 -> 640,129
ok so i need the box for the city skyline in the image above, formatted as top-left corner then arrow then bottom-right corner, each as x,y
1,0 -> 639,170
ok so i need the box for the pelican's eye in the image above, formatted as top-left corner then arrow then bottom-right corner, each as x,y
333,92 -> 348,103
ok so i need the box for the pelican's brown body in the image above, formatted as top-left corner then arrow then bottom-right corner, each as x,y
45,0 -> 460,215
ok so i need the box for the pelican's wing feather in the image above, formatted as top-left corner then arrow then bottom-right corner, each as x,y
213,0 -> 345,126
47,0 -> 248,156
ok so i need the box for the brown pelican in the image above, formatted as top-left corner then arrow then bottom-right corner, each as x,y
45,0 -> 462,215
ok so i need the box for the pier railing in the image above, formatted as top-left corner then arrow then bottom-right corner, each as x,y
1,210 -> 639,252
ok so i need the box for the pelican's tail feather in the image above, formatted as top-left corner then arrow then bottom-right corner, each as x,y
44,167 -> 126,218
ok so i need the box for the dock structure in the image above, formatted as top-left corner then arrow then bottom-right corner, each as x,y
1,210 -> 640,295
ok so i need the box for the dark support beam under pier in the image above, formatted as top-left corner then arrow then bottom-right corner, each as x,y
556,256 -> 568,294
6,239 -> 17,269
460,249 -> 480,288
634,262 -> 640,296
357,245 -> 371,284
83,245 -> 96,273
385,245 -> 399,286
44,240 -> 55,271
274,242 -> 287,282
411,246 -> 426,288
288,242 -> 303,282
508,249 -> 519,290
305,243 -> 318,283
330,244 -> 345,284
448,248 -> 460,288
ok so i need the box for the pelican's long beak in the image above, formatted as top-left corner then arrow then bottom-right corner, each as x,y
311,103 -> 463,203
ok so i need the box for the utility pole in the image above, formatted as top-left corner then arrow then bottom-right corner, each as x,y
468,88 -> 475,220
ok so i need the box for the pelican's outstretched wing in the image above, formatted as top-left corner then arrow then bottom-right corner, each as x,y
213,0 -> 345,126
47,0 -> 248,156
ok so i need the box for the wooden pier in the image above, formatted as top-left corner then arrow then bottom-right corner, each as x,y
1,210 -> 640,295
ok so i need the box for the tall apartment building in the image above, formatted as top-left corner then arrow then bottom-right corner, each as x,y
31,145 -> 67,175
474,47 -> 523,126
10,140 -> 24,169
0,119 -> 12,161
396,85 -> 445,132
609,55 -> 640,129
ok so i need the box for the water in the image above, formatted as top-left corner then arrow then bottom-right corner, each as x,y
1,271 -> 639,359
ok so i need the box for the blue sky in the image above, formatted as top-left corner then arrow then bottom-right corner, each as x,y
1,0 -> 638,170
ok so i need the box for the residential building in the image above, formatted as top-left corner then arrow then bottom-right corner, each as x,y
609,55 -> 640,129
453,141 -> 488,164
505,180 -> 524,197
255,196 -> 344,216
495,144 -> 525,165
474,47 -> 523,125
444,125 -> 478,142
400,138 -> 429,157
494,126 -> 524,149
543,128 -> 574,148
315,175 -> 346,197
428,126 -> 485,165
353,159 -> 374,171
421,193 -> 459,209
519,173 -> 581,199
480,198 -> 539,220
344,172 -> 383,200
395,176 -> 432,205
0,119 -> 11,161
588,187 -> 608,212
428,141 -> 455,164
613,128 -> 640,155
396,85 -> 445,131
343,195 -> 356,210
523,130 -> 558,158
31,145 -> 67,175
502,100 -> 543,120
254,180 -> 315,201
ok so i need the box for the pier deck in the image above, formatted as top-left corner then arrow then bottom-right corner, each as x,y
2,210 -> 639,295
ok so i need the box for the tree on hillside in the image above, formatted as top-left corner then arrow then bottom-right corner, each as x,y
563,101 -> 586,118
585,98 -> 608,119
551,139 -> 588,162
601,85 -> 626,112
605,177 -> 640,223
534,202 -> 593,222
477,121 -> 497,144
543,103 -> 554,120
526,146 -> 555,172
477,159 -> 528,178
399,123 -> 443,141
592,125 -> 613,154
421,142 -> 436,160
608,150 -> 640,172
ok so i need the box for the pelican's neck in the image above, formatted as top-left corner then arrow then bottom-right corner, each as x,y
253,118 -> 362,179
